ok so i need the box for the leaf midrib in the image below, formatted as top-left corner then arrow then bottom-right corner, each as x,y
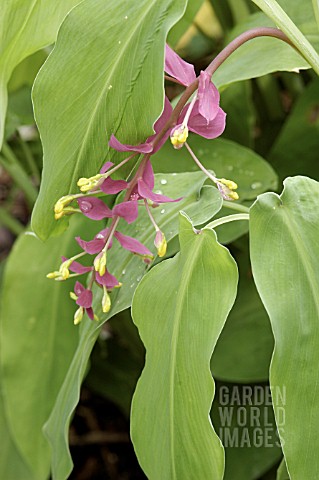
168,233 -> 204,479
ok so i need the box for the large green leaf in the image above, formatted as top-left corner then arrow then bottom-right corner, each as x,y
43,171 -> 223,480
131,213 -> 238,479
0,216 -> 101,480
250,176 -> 319,478
0,386 -> 34,480
0,0 -> 82,147
269,78 -> 319,182
31,0 -> 187,240
0,260 -> 34,480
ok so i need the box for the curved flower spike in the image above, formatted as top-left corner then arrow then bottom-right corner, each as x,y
165,44 -> 196,86
77,197 -> 113,220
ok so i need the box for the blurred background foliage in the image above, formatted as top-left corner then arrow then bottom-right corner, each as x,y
0,0 -> 318,478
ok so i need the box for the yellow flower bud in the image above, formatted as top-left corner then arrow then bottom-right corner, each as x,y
74,307 -> 84,325
70,292 -> 78,301
94,251 -> 107,277
60,264 -> 70,280
102,287 -> 111,313
227,191 -> 239,200
219,178 -> 238,190
47,271 -> 59,279
77,174 -> 102,192
77,178 -> 89,187
154,230 -> 167,258
54,195 -> 75,219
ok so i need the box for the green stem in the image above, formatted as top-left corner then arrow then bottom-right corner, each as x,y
205,213 -> 249,230
0,143 -> 38,207
223,201 -> 250,213
0,206 -> 24,235
252,0 -> 319,75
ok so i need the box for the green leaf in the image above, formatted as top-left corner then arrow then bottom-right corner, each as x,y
0,216 -> 101,480
0,0 -> 82,147
251,0 -> 319,74
152,137 -> 278,200
277,458 -> 290,480
212,245 -> 273,382
213,10 -> 318,89
8,50 -> 47,93
43,170 -> 223,480
269,78 -> 319,182
250,176 -> 319,478
31,0 -> 188,240
131,213 -> 238,479
0,386 -> 34,480
0,259 -> 35,480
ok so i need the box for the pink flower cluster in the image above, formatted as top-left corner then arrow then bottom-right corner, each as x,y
48,44 -> 238,325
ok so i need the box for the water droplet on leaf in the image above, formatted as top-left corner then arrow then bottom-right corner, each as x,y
80,201 -> 92,212
160,179 -> 167,185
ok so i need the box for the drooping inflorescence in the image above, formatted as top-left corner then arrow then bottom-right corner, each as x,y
47,44 -> 239,324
